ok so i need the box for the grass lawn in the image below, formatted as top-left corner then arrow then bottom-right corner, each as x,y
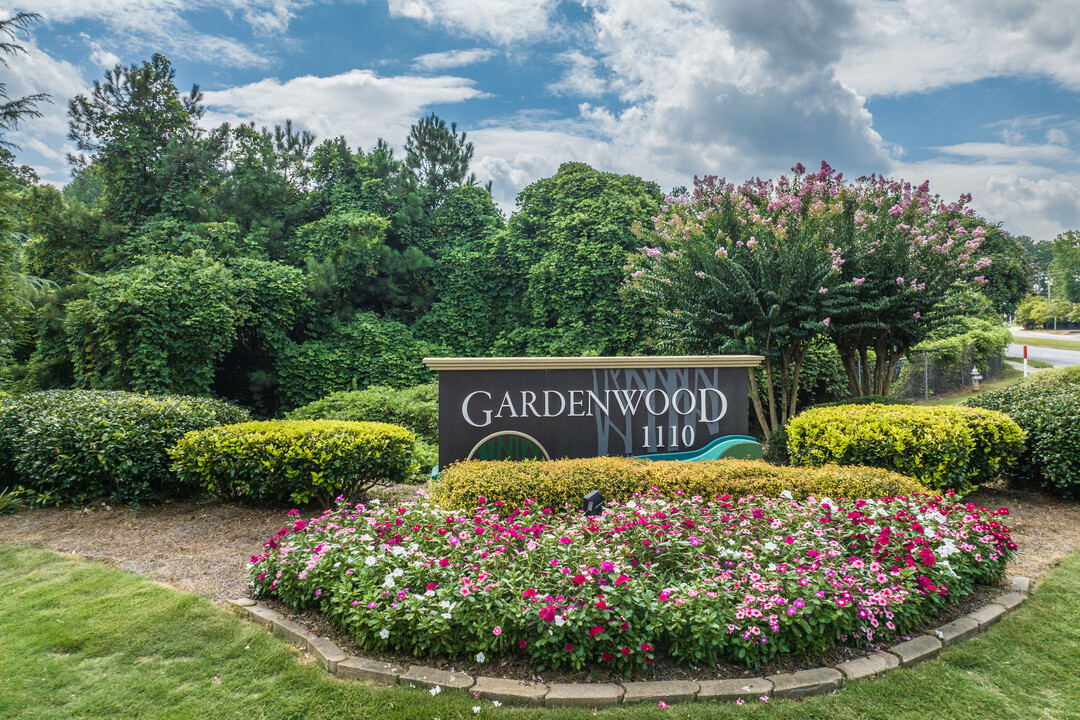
1,546 -> 1080,719
918,366 -> 1023,406
1003,356 -> 1054,369
1009,335 -> 1080,351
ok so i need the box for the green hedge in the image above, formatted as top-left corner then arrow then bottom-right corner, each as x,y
763,395 -> 913,464
0,390 -> 248,505
287,383 -> 438,442
966,367 -> 1080,497
169,420 -> 418,505
785,404 -> 1023,492
431,456 -> 926,512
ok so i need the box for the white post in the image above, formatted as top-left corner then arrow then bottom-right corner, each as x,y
1023,345 -> 1028,378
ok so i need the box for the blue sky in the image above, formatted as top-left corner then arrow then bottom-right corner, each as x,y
6,0 -> 1080,241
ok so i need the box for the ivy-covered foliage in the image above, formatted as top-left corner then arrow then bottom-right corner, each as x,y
276,313 -> 435,410
64,253 -> 307,404
287,382 -> 438,442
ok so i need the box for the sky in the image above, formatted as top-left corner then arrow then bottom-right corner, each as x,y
4,0 -> 1080,241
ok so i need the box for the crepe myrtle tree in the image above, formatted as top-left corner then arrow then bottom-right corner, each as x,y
629,165 -> 845,439
631,162 -> 995,437
822,170 -> 994,397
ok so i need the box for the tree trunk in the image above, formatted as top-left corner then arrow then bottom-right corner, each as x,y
748,367 -> 771,440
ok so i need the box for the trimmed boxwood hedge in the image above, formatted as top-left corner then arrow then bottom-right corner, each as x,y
0,390 -> 249,505
785,404 -> 1023,492
430,456 -> 926,512
966,367 -> 1080,497
169,420 -> 418,505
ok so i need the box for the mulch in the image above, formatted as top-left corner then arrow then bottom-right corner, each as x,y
1,480 -> 1077,683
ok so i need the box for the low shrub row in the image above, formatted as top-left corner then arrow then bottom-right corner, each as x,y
287,383 -> 438,443
170,420 -> 419,505
251,492 -> 1014,670
966,367 -> 1080,498
430,456 -> 926,512
0,390 -> 249,505
784,404 -> 1024,492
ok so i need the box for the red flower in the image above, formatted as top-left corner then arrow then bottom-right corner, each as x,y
438,557 -> 450,567
572,574 -> 587,585
621,647 -> 631,656
602,652 -> 614,662
564,644 -> 574,652
614,574 -> 630,586
523,588 -> 537,598
589,625 -> 605,638
640,642 -> 653,652
519,639 -> 528,648
293,519 -> 307,532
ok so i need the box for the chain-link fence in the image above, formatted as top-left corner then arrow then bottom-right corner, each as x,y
891,349 -> 1004,401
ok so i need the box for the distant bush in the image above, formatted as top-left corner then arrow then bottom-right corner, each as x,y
287,383 -> 438,442
431,456 -> 926,512
786,404 -> 1023,492
170,420 -> 418,504
966,367 -> 1080,498
0,390 -> 248,505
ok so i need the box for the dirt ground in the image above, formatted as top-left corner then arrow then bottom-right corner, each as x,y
1,481 -> 1077,682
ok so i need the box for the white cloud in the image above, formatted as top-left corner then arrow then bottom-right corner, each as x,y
13,0 -> 311,67
201,69 -> 490,149
411,48 -> 496,71
547,51 -> 606,97
838,0 -> 1080,97
387,0 -> 562,45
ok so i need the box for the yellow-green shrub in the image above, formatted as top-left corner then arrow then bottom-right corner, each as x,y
169,420 -> 417,505
430,456 -> 926,511
950,406 -> 1025,485
786,403 -> 1022,491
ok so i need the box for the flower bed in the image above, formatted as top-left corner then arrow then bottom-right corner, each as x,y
249,492 -> 1013,671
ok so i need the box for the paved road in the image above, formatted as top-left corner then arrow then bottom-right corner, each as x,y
1006,343 -> 1080,367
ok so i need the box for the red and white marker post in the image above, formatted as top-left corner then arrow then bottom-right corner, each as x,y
1023,345 -> 1028,378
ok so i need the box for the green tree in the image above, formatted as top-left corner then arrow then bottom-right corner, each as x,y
67,54 -> 225,228
499,162 -> 663,356
0,12 -> 48,145
404,113 -> 482,205
1049,230 -> 1080,303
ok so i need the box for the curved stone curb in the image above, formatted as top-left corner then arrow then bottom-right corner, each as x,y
223,575 -> 1031,709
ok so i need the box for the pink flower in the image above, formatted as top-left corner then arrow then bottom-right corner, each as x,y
614,574 -> 630,586
315,588 -> 322,596
286,509 -> 300,516
564,643 -> 574,652
572,574 -> 587,585
823,317 -> 831,327
523,588 -> 537,598
293,520 -> 306,532
493,626 -> 502,636
896,276 -> 905,285
461,587 -> 471,597
658,701 -> 669,708
853,277 -> 866,285
589,625 -> 605,638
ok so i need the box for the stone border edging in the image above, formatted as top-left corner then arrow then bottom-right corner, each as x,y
225,575 -> 1032,709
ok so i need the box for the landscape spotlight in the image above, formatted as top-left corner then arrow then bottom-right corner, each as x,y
583,489 -> 605,516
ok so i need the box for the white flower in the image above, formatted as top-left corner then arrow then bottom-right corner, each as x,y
379,628 -> 390,639
554,615 -> 566,627
780,489 -> 793,500
430,685 -> 441,696
473,706 -> 481,714
441,613 -> 452,620
383,575 -> 396,588
476,651 -> 486,663
365,556 -> 377,566
425,590 -> 436,597
392,567 -> 404,577
492,701 -> 502,707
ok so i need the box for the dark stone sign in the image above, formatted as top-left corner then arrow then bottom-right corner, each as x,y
423,356 -> 763,467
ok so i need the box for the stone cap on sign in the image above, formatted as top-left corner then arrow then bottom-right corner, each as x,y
422,355 -> 765,371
